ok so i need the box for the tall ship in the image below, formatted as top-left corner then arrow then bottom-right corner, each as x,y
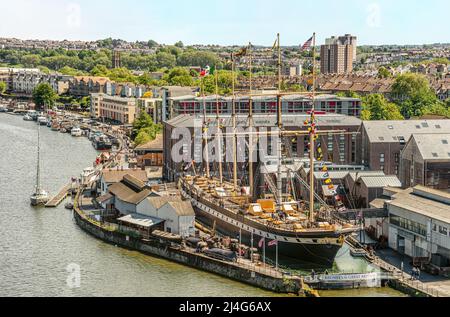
178,34 -> 359,267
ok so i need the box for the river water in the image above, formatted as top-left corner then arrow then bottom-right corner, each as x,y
0,114 -> 406,297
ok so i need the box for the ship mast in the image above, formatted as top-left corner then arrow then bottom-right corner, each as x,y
215,67 -> 223,184
248,42 -> 254,198
276,33 -> 283,205
309,32 -> 317,223
202,75 -> 210,179
231,53 -> 238,190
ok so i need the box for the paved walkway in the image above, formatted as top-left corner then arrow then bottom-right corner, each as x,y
374,249 -> 450,297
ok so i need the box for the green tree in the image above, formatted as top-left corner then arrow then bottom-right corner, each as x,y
147,40 -> 158,48
177,50 -> 222,68
361,94 -> 404,120
132,112 -> 162,140
377,66 -> 392,78
0,81 -> 6,94
421,103 -> 450,118
32,83 -> 57,108
156,52 -> 177,69
174,41 -> 184,48
391,73 -> 439,118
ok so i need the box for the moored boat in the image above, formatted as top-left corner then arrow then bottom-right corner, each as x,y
71,127 -> 83,137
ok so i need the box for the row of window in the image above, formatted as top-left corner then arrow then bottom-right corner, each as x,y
432,224 -> 450,237
390,215 -> 427,237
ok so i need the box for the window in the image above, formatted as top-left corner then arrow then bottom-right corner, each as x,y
432,153 -> 439,158
390,215 -> 427,237
421,123 -> 429,128
436,125 -> 441,129
442,140 -> 448,145
439,226 -> 448,236
388,125 -> 394,130
433,224 -> 437,232
380,153 -> 385,163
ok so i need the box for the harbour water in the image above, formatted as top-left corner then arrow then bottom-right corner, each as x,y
0,114 -> 405,297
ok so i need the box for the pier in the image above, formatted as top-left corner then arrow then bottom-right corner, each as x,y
45,183 -> 73,208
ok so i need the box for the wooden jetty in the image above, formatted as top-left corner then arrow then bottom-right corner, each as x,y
45,184 -> 72,208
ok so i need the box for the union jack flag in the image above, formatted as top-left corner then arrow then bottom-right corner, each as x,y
301,36 -> 313,51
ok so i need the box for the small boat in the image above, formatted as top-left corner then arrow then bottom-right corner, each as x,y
37,116 -> 47,125
71,127 -> 83,137
23,114 -> 33,121
92,135 -> 112,151
31,124 -> 49,206
46,120 -> 52,128
60,128 -> 67,133
0,105 -> 8,112
51,121 -> 60,131
64,202 -> 74,210
80,167 -> 97,184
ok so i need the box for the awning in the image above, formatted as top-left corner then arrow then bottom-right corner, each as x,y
118,214 -> 164,228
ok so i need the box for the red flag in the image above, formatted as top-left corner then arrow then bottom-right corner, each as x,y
258,237 -> 265,248
268,240 -> 278,247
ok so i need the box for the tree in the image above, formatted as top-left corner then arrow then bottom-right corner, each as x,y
32,83 -> 57,108
361,94 -> 404,121
132,111 -> 162,140
156,52 -> 176,69
164,67 -> 194,86
177,50 -> 222,68
80,96 -> 91,109
174,41 -> 184,48
135,130 -> 153,146
0,81 -> 6,94
421,103 -> 450,118
147,40 -> 158,48
391,73 -> 439,118
377,66 -> 392,78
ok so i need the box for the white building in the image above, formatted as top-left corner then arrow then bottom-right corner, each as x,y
386,186 -> 450,267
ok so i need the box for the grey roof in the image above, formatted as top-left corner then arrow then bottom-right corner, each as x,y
409,133 -> 450,160
108,182 -> 151,205
164,201 -> 196,217
118,214 -> 164,228
360,176 -> 401,188
102,169 -> 148,184
313,171 -> 350,180
363,120 -> 450,144
388,188 -> 450,224
166,113 -> 361,128
347,171 -> 386,182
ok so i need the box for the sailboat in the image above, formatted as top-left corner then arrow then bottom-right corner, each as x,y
178,33 -> 360,267
30,123 -> 49,206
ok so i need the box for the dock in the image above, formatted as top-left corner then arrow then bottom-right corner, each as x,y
45,184 -> 73,208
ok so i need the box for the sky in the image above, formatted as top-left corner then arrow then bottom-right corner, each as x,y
0,0 -> 448,46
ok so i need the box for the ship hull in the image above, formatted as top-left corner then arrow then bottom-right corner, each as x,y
194,210 -> 340,268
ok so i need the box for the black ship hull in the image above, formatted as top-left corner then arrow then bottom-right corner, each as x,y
180,185 -> 347,268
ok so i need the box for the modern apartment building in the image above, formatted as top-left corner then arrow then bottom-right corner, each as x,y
91,94 -> 137,124
166,94 -> 362,120
11,70 -> 71,95
321,35 -> 355,74
69,76 -> 110,97
163,113 -> 362,181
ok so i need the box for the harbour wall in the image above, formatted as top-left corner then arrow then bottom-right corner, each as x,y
73,208 -> 306,295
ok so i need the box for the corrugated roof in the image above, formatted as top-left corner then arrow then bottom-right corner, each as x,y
165,201 -> 196,217
118,214 -> 164,228
360,176 -> 401,188
389,189 -> 450,224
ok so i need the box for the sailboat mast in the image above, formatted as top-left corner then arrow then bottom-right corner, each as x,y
276,33 -> 283,205
36,123 -> 41,191
248,42 -> 254,198
215,67 -> 223,184
231,53 -> 238,190
309,32 -> 317,223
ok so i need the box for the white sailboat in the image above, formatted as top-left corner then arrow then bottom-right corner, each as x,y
30,124 -> 49,206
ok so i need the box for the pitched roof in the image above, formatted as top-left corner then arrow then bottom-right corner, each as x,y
363,120 -> 450,144
108,182 -> 151,205
135,134 -> 163,151
147,196 -> 180,209
359,176 -> 402,188
164,201 -> 195,217
409,133 -> 450,160
102,169 -> 148,184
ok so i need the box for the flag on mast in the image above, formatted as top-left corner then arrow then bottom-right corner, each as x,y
300,36 -> 314,51
268,240 -> 278,247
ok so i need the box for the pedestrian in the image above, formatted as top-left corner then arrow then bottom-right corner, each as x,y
417,268 -> 421,280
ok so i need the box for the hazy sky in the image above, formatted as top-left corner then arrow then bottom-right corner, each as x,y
0,0 -> 448,46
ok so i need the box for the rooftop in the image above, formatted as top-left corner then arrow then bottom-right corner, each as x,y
102,169 -> 148,184
359,175 -> 402,188
363,120 -> 450,144
118,214 -> 164,228
135,134 -> 163,151
409,133 -> 450,160
389,186 -> 450,224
